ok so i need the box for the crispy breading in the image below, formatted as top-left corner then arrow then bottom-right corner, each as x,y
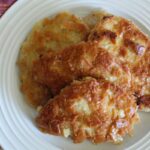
36,77 -> 139,144
18,12 -> 89,107
19,72 -> 51,107
88,14 -> 150,111
32,42 -> 131,96
18,51 -> 51,107
133,49 -> 150,111
27,12 -> 89,52
88,15 -> 149,64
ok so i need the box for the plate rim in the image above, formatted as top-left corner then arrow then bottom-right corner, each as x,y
0,0 -> 150,150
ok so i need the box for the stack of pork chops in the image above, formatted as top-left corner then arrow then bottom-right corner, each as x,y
18,11 -> 150,144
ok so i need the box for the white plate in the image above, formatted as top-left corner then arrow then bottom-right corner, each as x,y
0,0 -> 150,150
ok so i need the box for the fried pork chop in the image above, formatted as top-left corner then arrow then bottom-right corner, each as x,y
32,42 -> 131,96
36,77 -> 139,144
88,14 -> 150,111
18,12 -> 89,107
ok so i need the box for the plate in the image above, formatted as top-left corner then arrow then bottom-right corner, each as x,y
0,0 -> 150,150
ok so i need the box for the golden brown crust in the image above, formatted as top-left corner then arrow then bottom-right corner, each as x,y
32,42 -> 131,95
18,12 -> 89,107
36,77 -> 139,144
32,12 -> 89,52
88,14 -> 150,111
133,48 -> 150,110
88,15 -> 149,64
18,57 -> 51,107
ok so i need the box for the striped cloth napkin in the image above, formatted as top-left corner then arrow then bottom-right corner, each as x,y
0,0 -> 16,17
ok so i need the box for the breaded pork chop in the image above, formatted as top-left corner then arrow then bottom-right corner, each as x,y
36,77 -> 139,144
32,42 -> 131,96
88,14 -> 150,111
18,12 -> 89,107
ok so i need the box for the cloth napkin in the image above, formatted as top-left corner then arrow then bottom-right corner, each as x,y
0,0 -> 16,17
